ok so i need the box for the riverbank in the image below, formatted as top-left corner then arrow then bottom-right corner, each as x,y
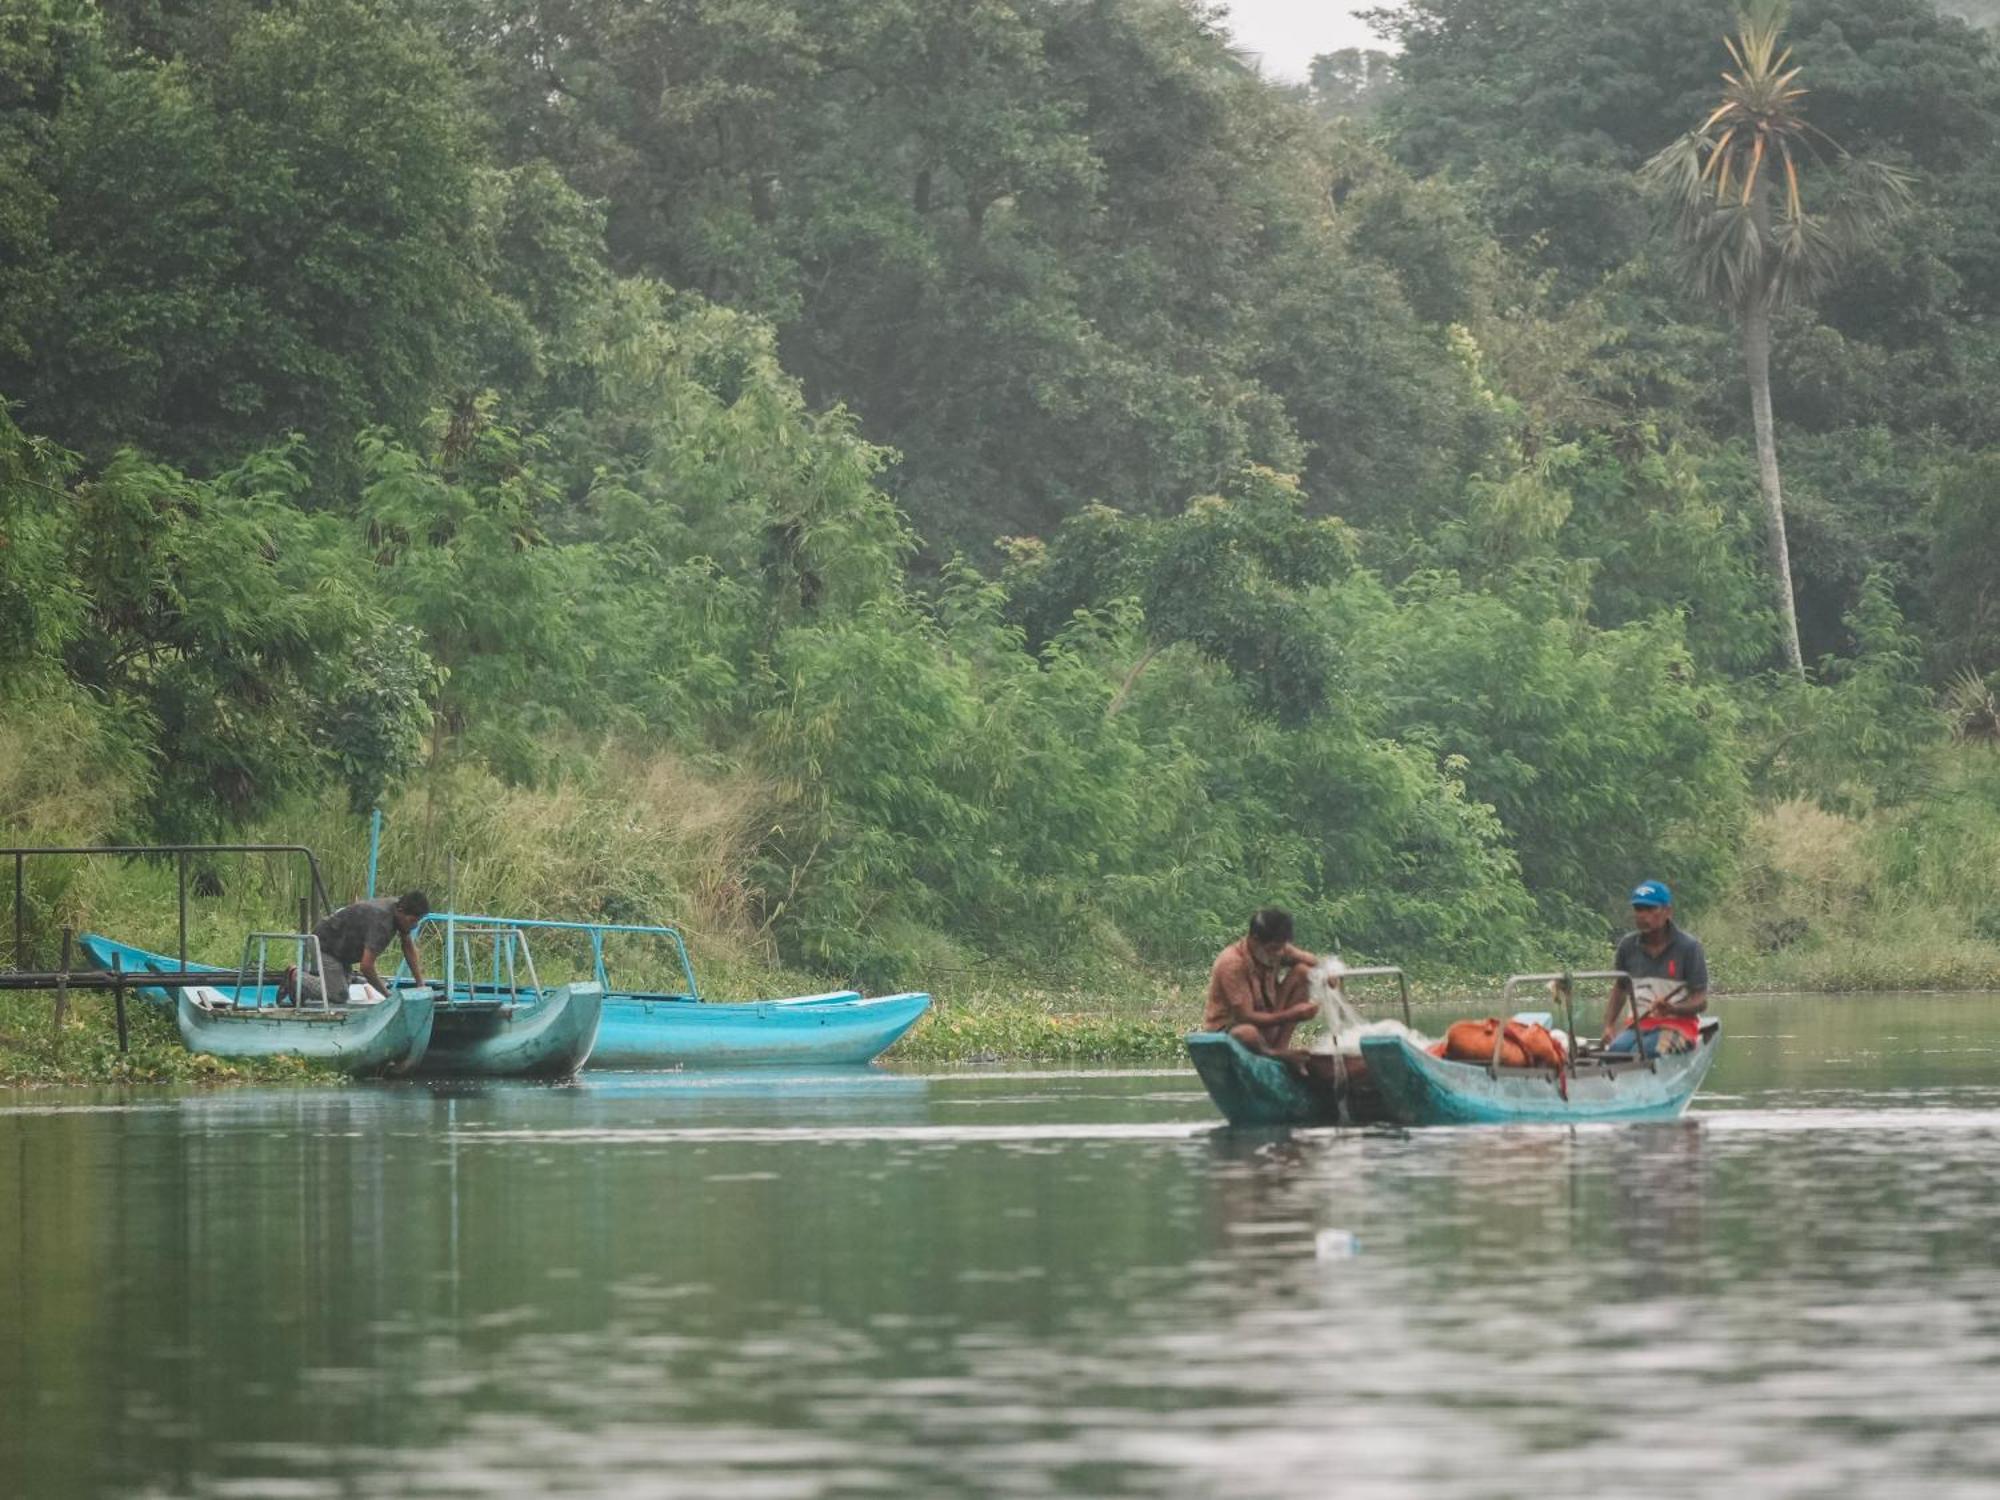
0,992 -> 344,1086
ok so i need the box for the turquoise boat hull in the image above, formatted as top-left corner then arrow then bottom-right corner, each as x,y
1184,1032 -> 1394,1127
588,990 -> 931,1069
176,985 -> 435,1077
1358,1023 -> 1722,1126
418,981 -> 604,1079
80,933 -> 436,1075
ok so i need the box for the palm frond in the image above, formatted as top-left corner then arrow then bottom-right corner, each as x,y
1777,137 -> 1803,220
1701,126 -> 1740,182
1742,133 -> 1768,204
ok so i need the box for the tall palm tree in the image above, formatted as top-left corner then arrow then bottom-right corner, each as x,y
1643,0 -> 1911,677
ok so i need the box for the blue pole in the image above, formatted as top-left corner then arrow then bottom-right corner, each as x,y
366,807 -> 383,900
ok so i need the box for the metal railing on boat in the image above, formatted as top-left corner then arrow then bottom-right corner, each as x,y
229,931 -> 336,1011
1334,965 -> 1413,1028
435,921 -> 547,1008
410,913 -> 700,1001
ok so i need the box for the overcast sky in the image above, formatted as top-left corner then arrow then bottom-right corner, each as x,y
1217,1 -> 1387,82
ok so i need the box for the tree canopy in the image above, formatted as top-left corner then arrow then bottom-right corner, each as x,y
1,0 -> 1988,981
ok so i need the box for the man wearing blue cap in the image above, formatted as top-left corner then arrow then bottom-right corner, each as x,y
1600,880 -> 1708,1057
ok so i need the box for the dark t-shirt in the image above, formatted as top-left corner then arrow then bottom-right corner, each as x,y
314,897 -> 400,968
1613,923 -> 1708,1037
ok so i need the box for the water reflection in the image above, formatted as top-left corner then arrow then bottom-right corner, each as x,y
2,994 -> 1999,1497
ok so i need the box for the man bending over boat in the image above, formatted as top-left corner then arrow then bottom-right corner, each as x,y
1600,880 -> 1708,1058
1204,908 -> 1321,1068
287,890 -> 430,1006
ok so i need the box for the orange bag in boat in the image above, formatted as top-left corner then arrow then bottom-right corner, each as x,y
1434,1018 -> 1566,1070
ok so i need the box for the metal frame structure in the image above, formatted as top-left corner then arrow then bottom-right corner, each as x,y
411,913 -> 700,1003
1,844 -> 333,1051
6,843 -> 331,974
1334,964 -> 1413,1028
231,931 -> 333,1011
439,922 -> 547,1005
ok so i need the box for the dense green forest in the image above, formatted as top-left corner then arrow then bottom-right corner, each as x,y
3,0 -> 1999,991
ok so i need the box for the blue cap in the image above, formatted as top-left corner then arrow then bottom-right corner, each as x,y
1629,879 -> 1672,909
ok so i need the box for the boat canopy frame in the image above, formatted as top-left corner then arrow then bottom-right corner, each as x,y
411,913 -> 700,1004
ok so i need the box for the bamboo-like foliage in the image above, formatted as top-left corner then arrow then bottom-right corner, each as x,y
1642,0 -> 1912,312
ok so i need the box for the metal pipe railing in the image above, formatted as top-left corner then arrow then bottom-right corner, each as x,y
431,917 -> 547,1007
232,931 -> 330,1011
1331,965 -> 1412,1028
5,844 -> 331,972
412,912 -> 697,1000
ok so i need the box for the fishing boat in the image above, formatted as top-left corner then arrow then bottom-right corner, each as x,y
403,918 -> 602,1079
82,927 -> 601,1079
1361,1017 -> 1721,1126
410,914 -> 930,1069
175,981 -> 437,1076
418,982 -> 602,1078
1185,964 -> 1409,1126
1189,967 -> 1722,1128
79,931 -> 436,1076
1360,968 -> 1722,1126
1185,1032 -> 1393,1126
78,932 -> 225,1006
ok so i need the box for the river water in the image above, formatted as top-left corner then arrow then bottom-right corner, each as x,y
4,992 -> 2000,1499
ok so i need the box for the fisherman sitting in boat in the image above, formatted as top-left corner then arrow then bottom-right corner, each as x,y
1600,880 -> 1708,1058
285,890 -> 430,1006
1203,908 -> 1321,1068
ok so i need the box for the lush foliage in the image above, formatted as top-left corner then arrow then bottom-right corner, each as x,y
1,0 -> 1992,1000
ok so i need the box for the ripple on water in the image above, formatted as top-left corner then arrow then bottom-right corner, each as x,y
6,991 -> 2000,1498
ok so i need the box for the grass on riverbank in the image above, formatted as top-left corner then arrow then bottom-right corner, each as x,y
1698,765 -> 2000,993
0,992 -> 345,1087
891,985 -> 1189,1065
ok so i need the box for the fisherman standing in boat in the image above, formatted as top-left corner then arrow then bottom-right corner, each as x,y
1600,879 -> 1708,1057
1203,908 -> 1321,1067
286,890 -> 430,1006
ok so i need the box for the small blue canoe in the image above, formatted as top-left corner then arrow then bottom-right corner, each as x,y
412,913 -> 930,1069
79,932 -> 435,1076
593,989 -> 933,1068
1359,1019 -> 1721,1126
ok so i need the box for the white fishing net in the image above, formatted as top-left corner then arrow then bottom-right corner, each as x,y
1303,956 -> 1434,1056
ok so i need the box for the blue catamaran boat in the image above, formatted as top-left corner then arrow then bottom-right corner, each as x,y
408,914 -> 930,1069
79,931 -> 436,1076
407,916 -> 602,1078
80,927 -> 598,1079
